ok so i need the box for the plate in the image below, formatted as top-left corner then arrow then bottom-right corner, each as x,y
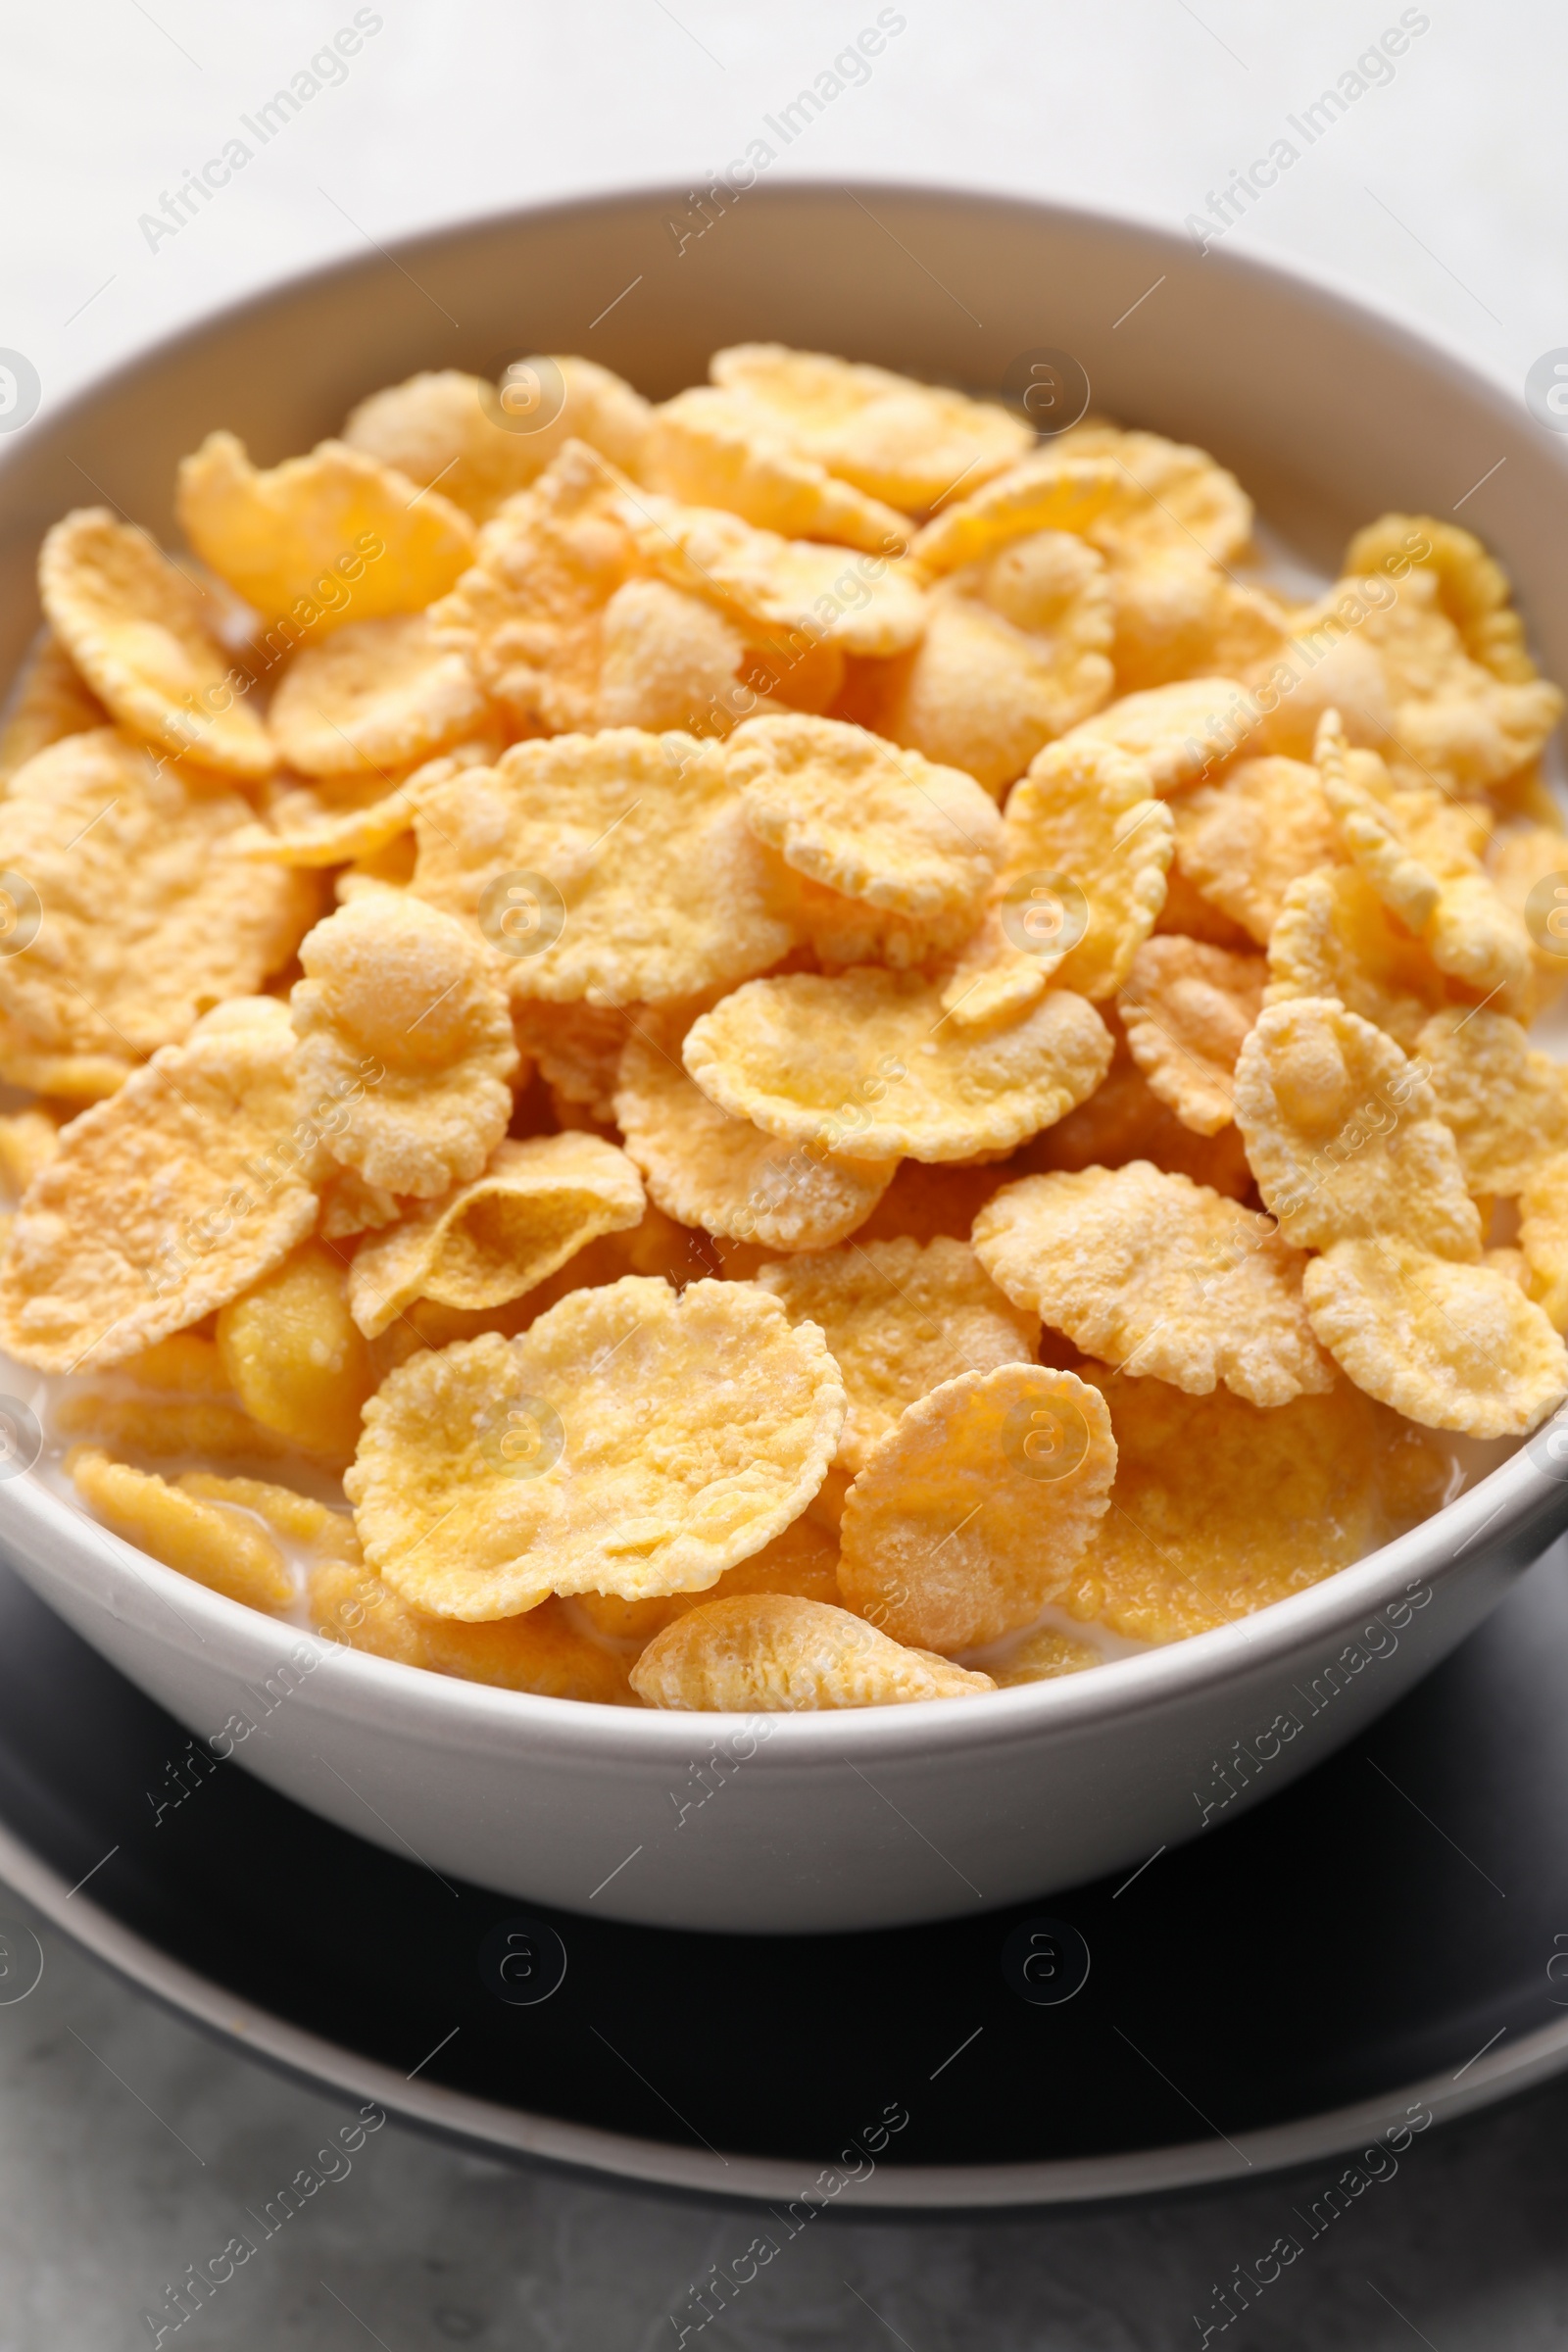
1,1541 -> 1566,2208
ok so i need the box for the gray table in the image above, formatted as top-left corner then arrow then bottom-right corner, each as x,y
4,0 -> 1567,2339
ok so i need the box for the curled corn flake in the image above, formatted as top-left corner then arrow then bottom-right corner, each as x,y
1173,756 -> 1343,946
1344,514 -> 1539,684
1316,715 -> 1532,1014
596,576 -> 761,735
1063,1369 -> 1449,1643
629,1592 -> 993,1710
628,494 -> 926,657
729,713 -> 1001,929
412,728 -> 795,1008
343,358 -> 650,523
642,387 -> 908,556
38,510 -> 274,779
0,1108 -> 59,1199
1302,1236 -> 1568,1439
974,1162 -> 1332,1406
1265,862 -> 1449,1052
710,343 -> 1032,514
1234,998 -> 1479,1259
268,613 -> 488,777
996,736 -> 1174,1003
0,729 -> 316,1066
216,1240 -> 374,1462
348,1132 -> 645,1337
291,894 -> 517,1199
1347,567 -> 1563,794
345,1275 -> 847,1618
237,741 -> 496,871
1520,1156 -> 1568,1331
991,1624 -> 1103,1686
757,1236 -> 1037,1473
176,431 -> 475,634
855,531 -> 1115,798
1417,1007 -> 1568,1196
911,454 -> 1132,576
683,969 -> 1112,1165
71,1446 -> 294,1612
426,440 -> 635,732
180,1471 -> 360,1558
1103,555 -> 1288,697
837,1365 -> 1116,1651
614,1013 -> 893,1250
1056,422 -> 1254,565
0,630 -> 107,788
1066,679 -> 1261,796
310,1558 -> 636,1702
1118,935 -> 1265,1136
0,1000 -> 318,1371
55,1392 -> 287,1459
1489,821 -> 1568,1007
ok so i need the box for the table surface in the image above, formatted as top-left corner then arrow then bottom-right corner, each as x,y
5,2 -> 1568,2342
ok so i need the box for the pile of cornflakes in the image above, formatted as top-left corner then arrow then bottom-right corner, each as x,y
2,343 -> 1565,1711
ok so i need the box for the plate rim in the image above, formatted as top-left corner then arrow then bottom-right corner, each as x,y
2,1814 -> 1563,2210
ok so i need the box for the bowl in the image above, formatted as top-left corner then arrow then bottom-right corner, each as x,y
3,183 -> 1567,1936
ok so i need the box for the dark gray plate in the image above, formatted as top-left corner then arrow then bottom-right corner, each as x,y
1,1545 -> 1566,2208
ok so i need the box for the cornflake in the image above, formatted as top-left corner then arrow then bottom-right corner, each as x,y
757,1236 -> 1038,1472
974,1162 -> 1333,1406
1117,935 -> 1265,1135
0,999 -> 318,1371
1233,998 -> 1482,1258
1303,1237 -> 1568,1440
39,510 -> 274,779
413,728 -> 795,1006
837,1364 -> 1116,1651
1417,1007 -> 1568,1196
70,1447 -> 294,1612
683,968 -> 1112,1164
290,894 -> 517,1198
643,387 -> 909,556
630,1592 -> 994,1710
343,358 -> 651,522
347,1132 -> 646,1338
627,495 -> 926,658
0,630 -> 107,787
1266,863 -> 1450,1052
177,432 -> 475,633
1173,756 -> 1343,946
345,1276 -> 846,1618
268,613 -> 489,776
1065,679 -> 1261,795
216,1239 -> 375,1462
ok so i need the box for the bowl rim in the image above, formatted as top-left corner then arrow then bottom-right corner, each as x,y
4,176 -> 1568,1757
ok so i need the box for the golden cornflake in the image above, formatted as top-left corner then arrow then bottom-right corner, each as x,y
39,510 -> 274,779
643,387 -> 909,555
1417,1006 -> 1568,1196
0,998 -> 318,1370
216,1239 -> 374,1462
343,358 -> 651,522
710,343 -> 1032,514
858,531 -> 1115,798
1234,997 -> 1480,1258
177,431 -> 475,633
0,631 -> 107,788
629,1592 -> 994,1710
310,1557 -> 638,1703
837,1364 -> 1116,1651
991,1624 -> 1103,1686
1266,863 -> 1450,1052
1065,679 -> 1261,795
1303,1236 -> 1568,1439
345,1275 -> 847,1618
268,613 -> 489,776
729,713 -> 1001,937
1520,1155 -> 1568,1331
614,1012 -> 894,1250
412,727 -> 795,1007
596,576 -> 761,735
180,1471 -> 360,1558
71,1446 -> 294,1612
1344,514 -> 1540,684
347,1132 -> 646,1337
1341,566 -> 1562,794
683,968 -> 1112,1164
55,1391 -> 287,1459
757,1237 -> 1038,1473
237,741 -> 497,871
991,736 -> 1174,1003
974,1162 -> 1333,1405
0,728 -> 315,1068
628,494 -> 926,657
291,894 -> 516,1199
1173,756 -> 1343,946
1061,1369 -> 1450,1643
1117,935 -> 1265,1136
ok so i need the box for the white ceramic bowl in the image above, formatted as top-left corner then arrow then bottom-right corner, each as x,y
3,185 -> 1567,1936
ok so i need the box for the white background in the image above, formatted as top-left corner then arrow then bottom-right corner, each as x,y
3,4 -> 1568,2346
